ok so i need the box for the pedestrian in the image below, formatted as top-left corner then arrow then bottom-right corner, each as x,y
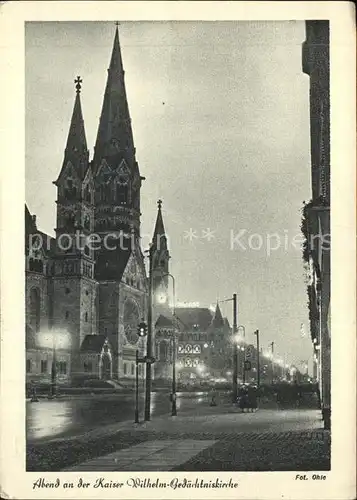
30,382 -> 39,403
210,393 -> 217,406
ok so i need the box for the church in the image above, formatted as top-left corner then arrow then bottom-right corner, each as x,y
25,26 -> 232,389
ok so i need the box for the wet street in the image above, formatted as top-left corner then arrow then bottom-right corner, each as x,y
26,391 -> 215,442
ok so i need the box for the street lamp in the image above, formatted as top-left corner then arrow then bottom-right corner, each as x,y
218,294 -> 238,402
135,322 -> 148,423
156,271 -> 177,417
253,329 -> 260,390
269,341 -> 275,384
38,329 -> 70,399
237,325 -> 246,383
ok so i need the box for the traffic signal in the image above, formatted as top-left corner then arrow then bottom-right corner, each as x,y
244,360 -> 252,371
137,322 -> 147,337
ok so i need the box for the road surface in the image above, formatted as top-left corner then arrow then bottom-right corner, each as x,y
26,391 -> 215,442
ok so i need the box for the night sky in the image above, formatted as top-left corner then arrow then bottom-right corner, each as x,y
25,21 -> 313,369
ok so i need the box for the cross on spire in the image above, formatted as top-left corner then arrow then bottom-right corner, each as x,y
157,199 -> 162,209
115,21 -> 120,27
74,76 -> 82,94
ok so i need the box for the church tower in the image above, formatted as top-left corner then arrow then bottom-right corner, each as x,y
150,200 -> 174,384
93,26 -> 147,382
52,77 -> 97,377
151,200 -> 171,316
93,25 -> 144,281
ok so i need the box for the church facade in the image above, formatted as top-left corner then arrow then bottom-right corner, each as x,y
25,27 -> 171,387
25,26 -> 233,390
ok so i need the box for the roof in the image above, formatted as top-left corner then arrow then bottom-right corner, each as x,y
155,314 -> 175,329
211,302 -> 224,328
175,307 -> 213,332
94,242 -> 131,281
25,205 -> 55,257
81,335 -> 108,353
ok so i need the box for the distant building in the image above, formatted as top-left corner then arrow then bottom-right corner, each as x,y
302,20 -> 330,428
174,304 -> 232,384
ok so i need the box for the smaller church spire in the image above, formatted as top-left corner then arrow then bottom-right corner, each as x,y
152,199 -> 167,252
65,76 -> 88,161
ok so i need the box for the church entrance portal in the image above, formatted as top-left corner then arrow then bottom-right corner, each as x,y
101,353 -> 112,381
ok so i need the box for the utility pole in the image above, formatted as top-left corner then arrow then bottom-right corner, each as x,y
144,248 -> 153,421
270,341 -> 275,384
232,293 -> 238,402
254,329 -> 260,389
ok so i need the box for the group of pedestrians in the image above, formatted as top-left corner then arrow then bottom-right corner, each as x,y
236,385 -> 258,412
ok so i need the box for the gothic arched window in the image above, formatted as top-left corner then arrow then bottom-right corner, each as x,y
84,215 -> 90,231
123,298 -> 140,345
159,341 -> 168,361
65,179 -> 77,200
84,185 -> 92,204
116,183 -> 128,205
29,287 -> 41,333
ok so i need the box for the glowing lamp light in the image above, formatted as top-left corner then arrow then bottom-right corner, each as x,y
38,329 -> 70,350
156,293 -> 167,304
203,343 -> 208,348
234,334 -> 244,344
196,364 -> 205,375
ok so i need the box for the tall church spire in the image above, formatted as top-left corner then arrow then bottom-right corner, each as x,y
93,25 -> 136,169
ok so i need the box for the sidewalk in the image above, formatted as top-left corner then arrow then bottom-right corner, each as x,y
27,406 -> 329,472
64,425 -> 330,472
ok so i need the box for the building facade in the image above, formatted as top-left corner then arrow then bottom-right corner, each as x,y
302,20 -> 331,429
25,27 -> 171,387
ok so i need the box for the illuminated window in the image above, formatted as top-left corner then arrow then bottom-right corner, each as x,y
58,362 -> 67,374
185,344 -> 192,354
185,358 -> 192,367
193,344 -> 201,354
178,344 -> 184,354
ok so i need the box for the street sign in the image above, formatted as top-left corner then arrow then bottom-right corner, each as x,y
244,360 -> 252,371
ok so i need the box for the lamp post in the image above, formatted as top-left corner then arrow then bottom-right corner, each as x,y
135,322 -> 148,423
158,272 -> 177,417
270,341 -> 275,384
49,333 -> 57,399
144,247 -> 154,421
218,294 -> 238,402
254,330 -> 260,390
237,325 -> 246,383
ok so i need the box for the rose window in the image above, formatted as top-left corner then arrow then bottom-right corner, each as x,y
123,298 -> 140,345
